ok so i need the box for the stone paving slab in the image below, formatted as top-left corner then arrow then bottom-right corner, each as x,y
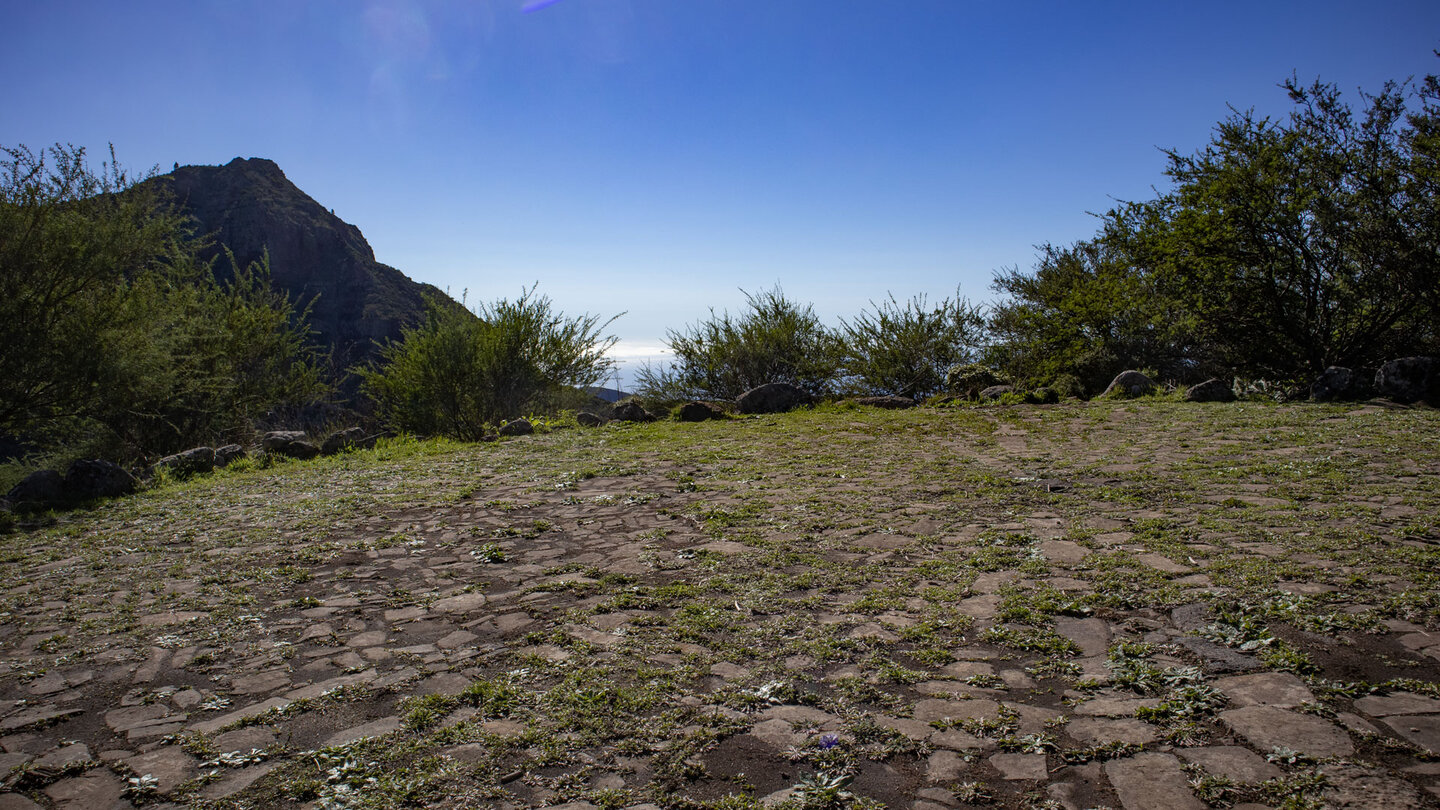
1,404 -> 1438,808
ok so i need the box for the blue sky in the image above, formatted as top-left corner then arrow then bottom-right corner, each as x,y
4,1 -> 1438,385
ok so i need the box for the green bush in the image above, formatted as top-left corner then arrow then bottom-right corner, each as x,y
358,286 -> 617,440
838,291 -> 983,400
0,143 -> 326,463
635,286 -> 842,402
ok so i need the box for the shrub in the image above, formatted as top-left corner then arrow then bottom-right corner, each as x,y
635,286 -> 842,402
359,286 -> 617,440
838,291 -> 983,400
0,143 -> 326,462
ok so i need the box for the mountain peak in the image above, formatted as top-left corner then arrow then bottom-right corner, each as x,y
154,159 -> 445,374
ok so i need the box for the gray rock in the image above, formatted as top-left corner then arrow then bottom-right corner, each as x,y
1214,671 -> 1315,708
153,446 -> 216,478
1375,356 -> 1439,404
262,431 -> 320,460
214,444 -> 246,467
677,401 -> 724,421
1184,378 -> 1235,402
576,411 -> 606,427
1103,370 -> 1156,398
1320,763 -> 1430,809
5,469 -> 64,511
944,363 -> 1006,399
63,459 -> 138,501
1173,636 -> 1262,673
1176,746 -> 1282,783
736,383 -> 813,415
1219,705 -> 1355,758
321,427 -> 371,455
1103,753 -> 1206,810
612,401 -> 655,422
977,385 -> 1013,401
1311,366 -> 1370,402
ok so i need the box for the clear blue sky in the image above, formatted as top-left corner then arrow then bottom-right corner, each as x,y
5,1 -> 1438,384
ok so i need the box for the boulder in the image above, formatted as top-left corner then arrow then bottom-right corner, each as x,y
1022,388 -> 1060,405
612,401 -> 655,422
152,447 -> 216,478
63,460 -> 139,501
1311,366 -> 1370,402
1374,356 -> 1439,404
498,418 -> 534,437
851,396 -> 915,410
1184,378 -> 1235,403
321,427 -> 371,455
978,385 -> 1014,401
576,411 -> 606,428
945,363 -> 1006,399
262,431 -> 320,460
214,444 -> 246,467
737,383 -> 813,415
1102,370 -> 1156,398
678,401 -> 725,421
5,469 -> 65,511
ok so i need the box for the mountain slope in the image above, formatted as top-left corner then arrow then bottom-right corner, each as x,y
158,157 -> 446,371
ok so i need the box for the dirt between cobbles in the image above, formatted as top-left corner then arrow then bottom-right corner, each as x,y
1,400 -> 1438,810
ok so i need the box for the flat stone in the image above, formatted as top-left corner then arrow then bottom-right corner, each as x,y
1104,753 -> 1205,810
1176,746 -> 1282,783
1039,540 -> 1089,565
710,662 -> 750,680
324,716 -> 400,747
346,630 -> 388,647
1219,706 -> 1355,758
1072,694 -> 1161,717
0,794 -> 44,810
0,706 -> 83,732
42,770 -> 126,809
926,749 -> 966,782
104,704 -> 172,733
1053,617 -> 1110,657
931,729 -> 988,751
1378,715 -> 1440,752
1320,763 -> 1429,809
212,726 -> 276,754
123,746 -> 198,793
190,697 -> 291,734
762,706 -> 841,731
435,630 -> 478,650
231,670 -> 290,695
1172,636 -> 1261,673
1065,717 -> 1156,745
1214,671 -> 1314,707
877,716 -> 935,741
988,752 -> 1047,780
200,762 -> 277,799
1354,692 -> 1440,717
912,699 -> 1000,724
749,721 -> 801,749
955,594 -> 1000,618
417,673 -> 472,696
432,592 -> 488,614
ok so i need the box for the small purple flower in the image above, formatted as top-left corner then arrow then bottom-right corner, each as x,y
818,733 -> 841,749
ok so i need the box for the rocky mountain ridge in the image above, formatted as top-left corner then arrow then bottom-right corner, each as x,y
157,157 -> 445,372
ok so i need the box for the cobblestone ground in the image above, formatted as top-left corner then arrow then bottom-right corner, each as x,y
1,401 -> 1438,809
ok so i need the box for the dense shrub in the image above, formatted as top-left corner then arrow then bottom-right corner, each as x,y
636,287 -> 842,402
359,286 -> 617,440
988,64 -> 1440,390
0,144 -> 326,462
838,292 -> 983,400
